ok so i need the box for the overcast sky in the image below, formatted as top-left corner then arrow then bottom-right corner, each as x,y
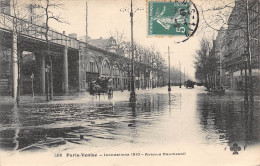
48,0 -> 233,80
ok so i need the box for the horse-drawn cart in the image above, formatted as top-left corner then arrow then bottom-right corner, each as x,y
88,77 -> 113,98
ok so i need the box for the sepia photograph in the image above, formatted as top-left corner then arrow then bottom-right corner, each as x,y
0,0 -> 259,165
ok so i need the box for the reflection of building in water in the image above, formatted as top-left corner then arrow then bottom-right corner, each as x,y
197,96 -> 259,146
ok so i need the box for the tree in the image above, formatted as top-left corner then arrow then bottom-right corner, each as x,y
109,29 -> 127,55
194,38 -> 218,89
109,30 -> 169,88
30,0 -> 66,101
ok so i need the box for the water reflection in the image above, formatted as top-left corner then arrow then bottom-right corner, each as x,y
12,106 -> 20,151
168,92 -> 171,117
0,87 -> 259,153
244,102 -> 255,144
197,94 -> 259,147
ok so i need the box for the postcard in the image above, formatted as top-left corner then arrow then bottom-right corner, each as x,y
0,0 -> 259,165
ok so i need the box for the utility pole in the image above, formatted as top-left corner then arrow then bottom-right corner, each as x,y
157,58 -> 159,87
46,65 -> 50,101
129,0 -> 136,103
31,73 -> 34,98
168,46 -> 171,92
83,1 -> 88,90
86,2 -> 88,46
184,67 -> 185,87
179,61 -> 182,88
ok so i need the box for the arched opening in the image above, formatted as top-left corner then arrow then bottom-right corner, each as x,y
101,59 -> 111,78
86,57 -> 99,84
122,63 -> 130,90
112,63 -> 120,89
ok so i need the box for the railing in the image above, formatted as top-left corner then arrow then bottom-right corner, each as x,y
0,13 -> 79,49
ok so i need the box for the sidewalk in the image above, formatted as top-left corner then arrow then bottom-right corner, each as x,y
0,89 -> 135,105
0,87 -> 169,105
0,92 -> 84,105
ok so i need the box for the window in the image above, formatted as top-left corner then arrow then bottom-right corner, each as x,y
112,64 -> 119,76
101,60 -> 110,76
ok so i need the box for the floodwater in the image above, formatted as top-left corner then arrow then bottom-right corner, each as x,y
0,86 -> 260,166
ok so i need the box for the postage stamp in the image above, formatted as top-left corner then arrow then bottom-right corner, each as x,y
147,0 -> 199,40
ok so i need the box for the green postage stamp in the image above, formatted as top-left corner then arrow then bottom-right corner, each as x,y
148,1 -> 191,36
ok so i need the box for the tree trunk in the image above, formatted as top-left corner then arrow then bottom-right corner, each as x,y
17,49 -> 22,105
12,30 -> 19,105
245,0 -> 254,102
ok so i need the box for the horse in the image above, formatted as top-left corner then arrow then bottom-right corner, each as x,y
89,78 -> 113,99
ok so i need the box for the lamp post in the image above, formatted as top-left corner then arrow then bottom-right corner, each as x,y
179,61 -> 182,88
128,63 -> 130,91
129,0 -> 136,102
31,55 -> 35,98
31,73 -> 34,98
45,65 -> 50,101
168,46 -> 171,92
184,67 -> 185,87
120,0 -> 143,102
157,60 -> 160,87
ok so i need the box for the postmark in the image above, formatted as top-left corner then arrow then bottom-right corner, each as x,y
147,0 -> 199,43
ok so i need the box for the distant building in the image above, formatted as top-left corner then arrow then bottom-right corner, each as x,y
249,0 -> 260,74
78,35 -> 91,43
0,0 -> 44,26
69,33 -> 77,40
0,0 -> 10,14
89,37 -> 119,54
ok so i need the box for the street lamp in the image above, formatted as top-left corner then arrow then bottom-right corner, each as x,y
168,46 -> 171,92
31,54 -> 35,98
121,0 -> 143,103
184,67 -> 185,87
129,0 -> 136,102
179,61 -> 182,88
45,65 -> 50,101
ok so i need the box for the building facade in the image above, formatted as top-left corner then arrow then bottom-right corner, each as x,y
221,0 -> 260,91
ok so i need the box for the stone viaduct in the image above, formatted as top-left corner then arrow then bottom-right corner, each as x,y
0,13 -> 166,96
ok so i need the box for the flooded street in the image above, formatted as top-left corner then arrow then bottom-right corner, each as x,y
1,86 -> 260,166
